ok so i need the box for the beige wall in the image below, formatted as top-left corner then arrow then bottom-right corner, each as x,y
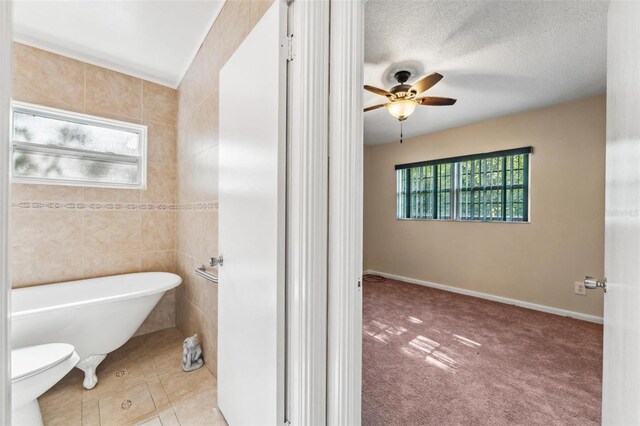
364,95 -> 606,317
10,43 -> 178,334
175,0 -> 273,374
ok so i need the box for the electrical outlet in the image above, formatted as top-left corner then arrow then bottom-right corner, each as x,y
575,281 -> 587,296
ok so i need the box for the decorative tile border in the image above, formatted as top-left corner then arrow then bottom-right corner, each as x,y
175,201 -> 218,211
11,200 -> 218,211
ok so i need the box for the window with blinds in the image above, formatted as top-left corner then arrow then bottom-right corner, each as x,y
396,147 -> 530,222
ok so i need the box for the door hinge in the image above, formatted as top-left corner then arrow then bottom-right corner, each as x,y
285,34 -> 294,62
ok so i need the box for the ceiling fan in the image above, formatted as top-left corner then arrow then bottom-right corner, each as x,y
364,70 -> 456,122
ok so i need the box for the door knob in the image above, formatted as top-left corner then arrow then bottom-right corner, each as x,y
584,276 -> 607,293
210,256 -> 223,267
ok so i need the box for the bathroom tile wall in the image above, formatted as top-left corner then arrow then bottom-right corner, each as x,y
10,43 -> 178,335
175,0 -> 273,374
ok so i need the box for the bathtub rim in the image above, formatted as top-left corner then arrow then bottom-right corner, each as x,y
11,272 -> 182,320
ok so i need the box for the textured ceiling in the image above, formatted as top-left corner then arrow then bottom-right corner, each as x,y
364,0 -> 608,145
13,0 -> 225,88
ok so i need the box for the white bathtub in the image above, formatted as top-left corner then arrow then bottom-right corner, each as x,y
11,272 -> 182,389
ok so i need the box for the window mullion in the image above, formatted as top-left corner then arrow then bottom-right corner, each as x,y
433,165 -> 439,219
502,156 -> 507,221
13,141 -> 140,164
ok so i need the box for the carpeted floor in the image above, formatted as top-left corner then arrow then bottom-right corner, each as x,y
362,278 -> 603,426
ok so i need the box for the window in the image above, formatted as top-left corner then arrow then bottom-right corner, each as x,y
11,102 -> 147,189
396,147 -> 531,222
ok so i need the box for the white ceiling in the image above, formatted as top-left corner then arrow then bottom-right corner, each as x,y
364,0 -> 608,145
13,0 -> 226,88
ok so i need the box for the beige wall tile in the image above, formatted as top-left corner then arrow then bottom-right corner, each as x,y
141,211 -> 176,252
147,121 -> 177,165
177,62 -> 203,122
85,64 -> 143,122
143,81 -> 177,125
83,249 -> 141,278
176,109 -> 201,163
202,209 -> 219,262
200,305 -> 218,374
175,291 -> 188,334
250,0 -> 275,27
82,211 -> 141,278
11,183 -> 84,202
181,92 -> 218,158
10,209 -> 83,287
141,250 -> 176,273
83,187 -> 141,203
192,147 -> 219,202
200,91 -> 220,152
135,289 -> 176,336
13,43 -> 85,111
83,211 -> 141,253
208,1 -> 253,69
176,160 -> 194,204
141,163 -> 176,204
176,210 -> 202,259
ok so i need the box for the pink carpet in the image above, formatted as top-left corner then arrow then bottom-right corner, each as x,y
362,278 -> 602,425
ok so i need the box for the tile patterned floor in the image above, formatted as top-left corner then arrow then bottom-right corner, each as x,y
38,328 -> 226,426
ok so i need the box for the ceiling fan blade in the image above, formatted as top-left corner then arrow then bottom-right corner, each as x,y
364,85 -> 392,98
364,103 -> 387,112
417,96 -> 457,106
409,72 -> 443,95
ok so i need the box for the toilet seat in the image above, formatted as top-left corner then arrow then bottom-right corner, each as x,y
11,343 -> 75,382
11,343 -> 79,426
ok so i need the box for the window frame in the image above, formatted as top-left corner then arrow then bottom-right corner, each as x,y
396,147 -> 531,223
10,101 -> 148,190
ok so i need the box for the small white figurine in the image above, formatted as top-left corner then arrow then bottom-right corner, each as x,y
182,334 -> 204,372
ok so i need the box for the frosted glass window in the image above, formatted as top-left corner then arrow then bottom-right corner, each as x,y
11,102 -> 147,189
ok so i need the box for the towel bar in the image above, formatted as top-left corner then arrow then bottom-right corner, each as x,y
195,265 -> 218,283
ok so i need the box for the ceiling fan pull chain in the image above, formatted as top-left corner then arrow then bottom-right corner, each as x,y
400,121 -> 403,143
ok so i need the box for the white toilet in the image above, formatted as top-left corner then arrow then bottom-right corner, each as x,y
11,343 -> 80,426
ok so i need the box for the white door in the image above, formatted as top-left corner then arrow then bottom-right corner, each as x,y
601,2 -> 640,424
218,3 -> 287,425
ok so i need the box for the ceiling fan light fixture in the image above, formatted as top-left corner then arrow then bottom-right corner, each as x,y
386,99 -> 417,121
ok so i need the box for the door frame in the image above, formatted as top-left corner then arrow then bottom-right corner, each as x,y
327,1 -> 364,424
0,0 -> 12,424
285,0 -> 364,423
285,1 -> 329,424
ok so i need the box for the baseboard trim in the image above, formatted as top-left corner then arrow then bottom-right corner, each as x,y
363,270 -> 603,324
